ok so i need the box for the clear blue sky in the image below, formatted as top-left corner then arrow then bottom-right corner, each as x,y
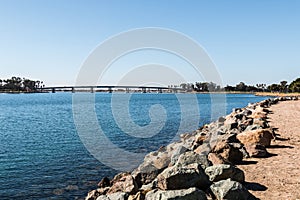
0,0 -> 299,86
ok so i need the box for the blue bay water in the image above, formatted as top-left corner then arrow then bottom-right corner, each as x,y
0,93 -> 269,199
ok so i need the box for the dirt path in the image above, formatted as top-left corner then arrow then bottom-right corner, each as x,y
238,100 -> 300,200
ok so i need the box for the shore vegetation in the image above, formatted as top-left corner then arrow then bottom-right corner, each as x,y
0,76 -> 44,93
176,77 -> 300,94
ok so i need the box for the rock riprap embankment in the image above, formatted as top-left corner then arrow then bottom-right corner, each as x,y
85,96 -> 298,200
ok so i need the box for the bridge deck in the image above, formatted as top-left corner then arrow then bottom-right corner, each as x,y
40,85 -> 186,93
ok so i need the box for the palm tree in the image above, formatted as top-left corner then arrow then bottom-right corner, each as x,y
35,80 -> 40,89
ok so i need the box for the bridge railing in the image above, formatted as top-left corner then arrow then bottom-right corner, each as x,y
39,86 -> 187,93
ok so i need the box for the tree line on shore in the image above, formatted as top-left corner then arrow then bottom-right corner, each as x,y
0,76 -> 44,92
175,77 -> 300,93
1,76 -> 299,93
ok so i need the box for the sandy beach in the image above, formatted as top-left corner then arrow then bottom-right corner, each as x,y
238,100 -> 300,199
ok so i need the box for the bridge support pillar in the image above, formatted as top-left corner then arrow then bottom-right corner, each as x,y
108,87 -> 112,93
126,88 -> 129,93
72,87 -> 75,93
90,87 -> 94,93
52,88 -> 56,93
142,88 -> 146,93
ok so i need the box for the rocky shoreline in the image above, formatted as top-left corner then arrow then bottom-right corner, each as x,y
85,96 -> 299,200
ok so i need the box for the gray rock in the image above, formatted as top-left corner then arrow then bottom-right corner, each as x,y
210,179 -> 257,200
133,142 -> 187,186
218,116 -> 226,123
205,164 -> 245,183
227,142 -> 249,158
96,195 -> 110,200
170,146 -> 189,166
156,164 -> 210,190
140,179 -> 157,191
96,192 -> 128,200
145,188 -> 207,200
133,163 -> 164,187
176,151 -> 211,170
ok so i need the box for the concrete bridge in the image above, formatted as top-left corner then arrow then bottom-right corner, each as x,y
40,85 -> 186,93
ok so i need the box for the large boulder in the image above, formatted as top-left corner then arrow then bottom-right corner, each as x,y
107,173 -> 138,195
145,188 -> 207,200
176,151 -> 211,170
205,164 -> 245,183
169,146 -> 189,166
151,151 -> 171,170
132,163 -> 164,187
156,164 -> 210,190
212,141 -> 243,164
133,142 -> 185,186
237,129 -> 274,147
210,179 -> 257,200
244,143 -> 268,158
194,133 -> 239,156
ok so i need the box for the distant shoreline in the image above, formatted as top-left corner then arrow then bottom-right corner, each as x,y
0,91 -> 45,94
0,90 -> 299,97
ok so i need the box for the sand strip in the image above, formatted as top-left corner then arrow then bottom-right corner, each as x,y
238,100 -> 300,199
